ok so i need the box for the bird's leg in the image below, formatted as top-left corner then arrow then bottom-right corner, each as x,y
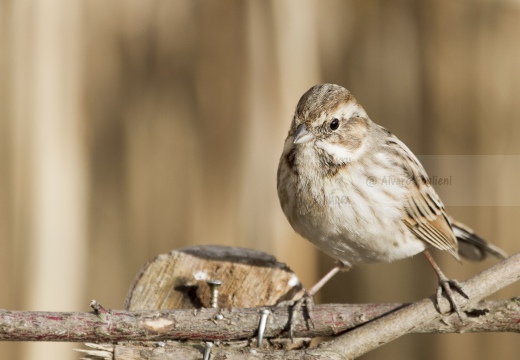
308,261 -> 349,296
288,261 -> 351,340
423,250 -> 469,321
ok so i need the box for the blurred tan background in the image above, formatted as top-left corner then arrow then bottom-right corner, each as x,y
1,0 -> 520,359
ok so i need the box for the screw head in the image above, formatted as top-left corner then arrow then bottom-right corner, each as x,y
206,279 -> 222,287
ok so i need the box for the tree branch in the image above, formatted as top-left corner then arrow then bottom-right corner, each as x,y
1,299 -> 519,343
315,250 -> 520,358
1,251 -> 518,359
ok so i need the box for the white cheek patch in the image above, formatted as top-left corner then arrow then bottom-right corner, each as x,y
316,141 -> 357,163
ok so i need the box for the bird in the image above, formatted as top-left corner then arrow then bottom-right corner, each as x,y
277,83 -> 507,320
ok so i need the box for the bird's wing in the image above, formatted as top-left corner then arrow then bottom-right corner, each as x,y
386,135 -> 460,260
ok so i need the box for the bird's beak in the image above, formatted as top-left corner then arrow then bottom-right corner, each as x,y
293,124 -> 314,144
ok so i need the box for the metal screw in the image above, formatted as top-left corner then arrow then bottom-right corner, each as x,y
203,341 -> 213,360
206,280 -> 222,308
257,309 -> 270,348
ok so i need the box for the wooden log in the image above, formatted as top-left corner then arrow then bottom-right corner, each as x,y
124,245 -> 304,310
80,245 -> 307,358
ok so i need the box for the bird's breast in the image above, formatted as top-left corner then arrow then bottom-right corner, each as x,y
282,161 -> 426,263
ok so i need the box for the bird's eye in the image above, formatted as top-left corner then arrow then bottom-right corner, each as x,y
330,118 -> 339,130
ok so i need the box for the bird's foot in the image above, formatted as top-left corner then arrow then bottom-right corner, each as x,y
278,291 -> 315,342
436,277 -> 469,321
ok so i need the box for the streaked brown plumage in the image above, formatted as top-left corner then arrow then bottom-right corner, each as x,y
277,84 -> 507,319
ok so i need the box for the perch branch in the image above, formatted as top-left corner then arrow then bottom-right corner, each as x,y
315,251 -> 520,358
0,299 -> 518,343
0,252 -> 518,359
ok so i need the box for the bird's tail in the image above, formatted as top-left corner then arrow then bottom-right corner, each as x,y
451,220 -> 507,261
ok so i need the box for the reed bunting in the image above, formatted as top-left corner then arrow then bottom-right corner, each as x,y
277,83 -> 507,319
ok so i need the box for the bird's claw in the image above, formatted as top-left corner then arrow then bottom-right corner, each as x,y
288,292 -> 315,341
436,278 -> 469,321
